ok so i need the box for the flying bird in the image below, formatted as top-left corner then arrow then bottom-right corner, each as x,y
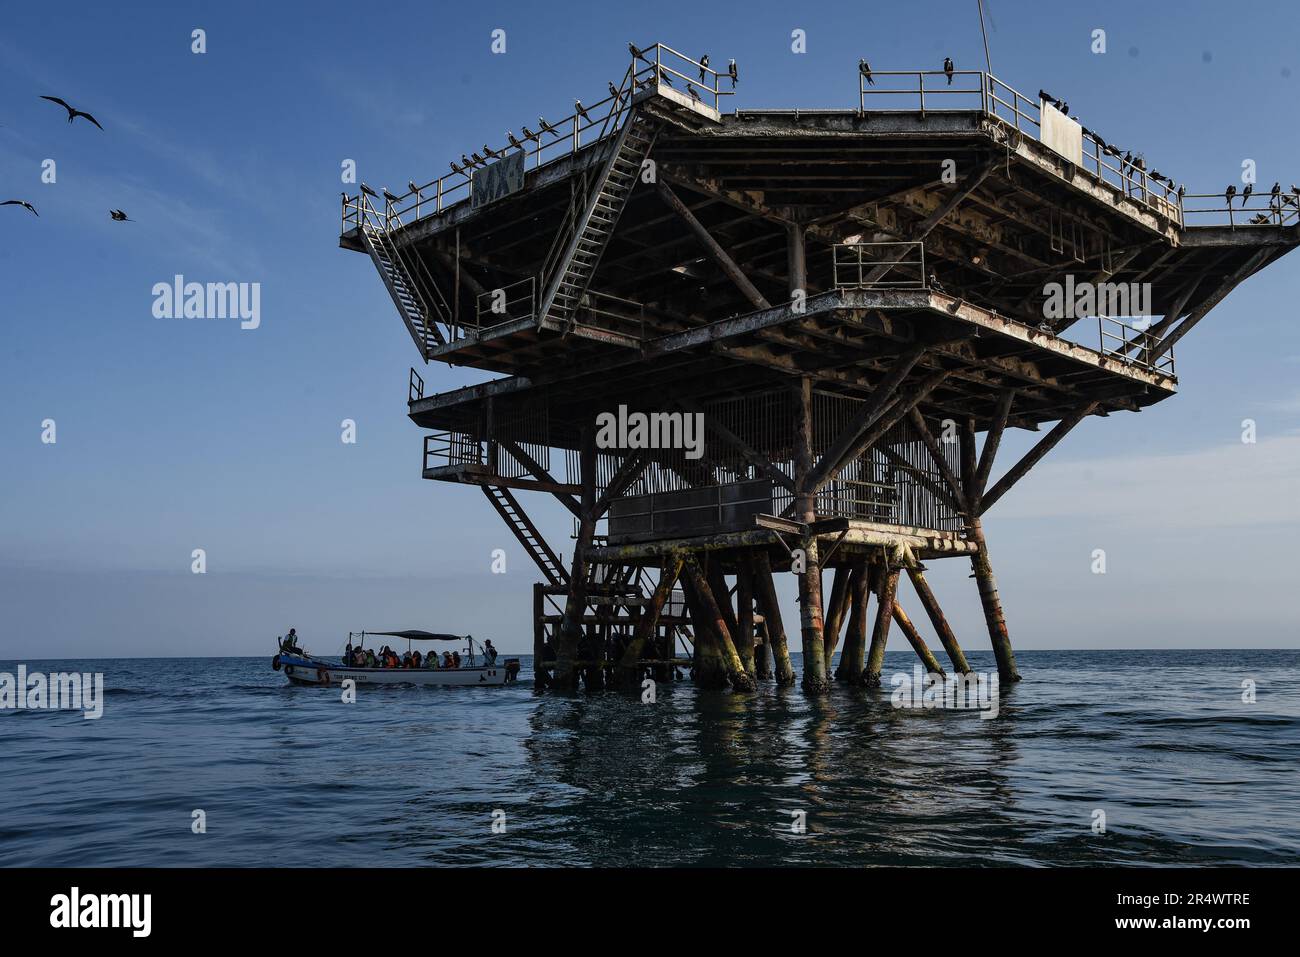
859,59 -> 874,86
2,199 -> 38,216
728,59 -> 738,87
698,54 -> 709,82
943,57 -> 954,85
109,208 -> 132,221
40,95 -> 103,129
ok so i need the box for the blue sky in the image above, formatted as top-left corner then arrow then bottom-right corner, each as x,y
2,0 -> 1298,657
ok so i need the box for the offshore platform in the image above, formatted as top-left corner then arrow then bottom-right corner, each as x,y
339,43 -> 1298,693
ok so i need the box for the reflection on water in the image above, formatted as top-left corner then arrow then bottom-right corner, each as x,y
2,650 -> 1297,866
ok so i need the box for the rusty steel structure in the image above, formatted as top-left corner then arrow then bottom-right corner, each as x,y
339,42 -> 1299,693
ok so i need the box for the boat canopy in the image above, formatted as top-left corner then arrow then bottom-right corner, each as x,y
357,630 -> 467,642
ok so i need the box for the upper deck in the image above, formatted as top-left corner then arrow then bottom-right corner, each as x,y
340,43 -> 1299,440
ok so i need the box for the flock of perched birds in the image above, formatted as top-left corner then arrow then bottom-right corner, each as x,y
435,45 -> 740,184
4,95 -> 133,222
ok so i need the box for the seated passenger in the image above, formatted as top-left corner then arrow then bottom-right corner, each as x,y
366,649 -> 376,668
411,650 -> 422,668
402,652 -> 412,669
451,651 -> 461,669
442,651 -> 454,669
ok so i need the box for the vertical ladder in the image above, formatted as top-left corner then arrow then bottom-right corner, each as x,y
481,485 -> 569,587
538,109 -> 661,329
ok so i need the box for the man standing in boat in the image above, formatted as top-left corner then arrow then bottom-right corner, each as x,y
484,639 -> 498,665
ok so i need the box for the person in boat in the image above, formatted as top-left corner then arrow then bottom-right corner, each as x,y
442,651 -> 454,669
344,641 -> 353,665
402,651 -> 412,668
452,650 -> 462,669
483,639 -> 498,664
411,649 -> 422,668
365,648 -> 376,668
281,628 -> 303,655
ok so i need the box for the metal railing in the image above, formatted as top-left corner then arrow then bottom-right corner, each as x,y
408,367 -> 424,403
832,241 -> 927,289
424,431 -> 482,470
475,276 -> 536,329
1180,189 -> 1300,229
858,70 -> 1185,224
570,289 -> 648,340
341,42 -> 733,237
1097,315 -> 1175,377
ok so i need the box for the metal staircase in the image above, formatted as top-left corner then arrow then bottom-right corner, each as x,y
537,105 -> 661,330
357,200 -> 451,359
481,485 -> 569,587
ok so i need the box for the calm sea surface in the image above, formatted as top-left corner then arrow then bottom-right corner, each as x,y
1,650 -> 1297,867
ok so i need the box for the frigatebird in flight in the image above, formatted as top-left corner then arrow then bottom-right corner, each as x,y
40,96 -> 103,129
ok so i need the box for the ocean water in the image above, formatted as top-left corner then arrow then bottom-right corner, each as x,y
1,649 -> 1297,867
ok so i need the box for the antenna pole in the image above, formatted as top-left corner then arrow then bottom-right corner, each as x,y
977,0 -> 993,74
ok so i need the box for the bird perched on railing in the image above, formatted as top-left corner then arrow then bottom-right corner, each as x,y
470,152 -> 483,166
482,144 -> 497,160
521,125 -> 537,141
1270,182 -> 1282,208
360,183 -> 379,199
608,81 -> 620,99
698,54 -> 709,82
1177,185 -> 1186,200
929,270 -> 945,292
539,116 -> 557,136
628,42 -> 646,61
450,161 -> 462,175
1225,184 -> 1237,205
686,82 -> 700,102
461,153 -> 472,168
575,100 -> 591,121
1242,183 -> 1254,205
655,66 -> 674,87
728,59 -> 738,87
382,187 -> 400,204
1249,213 -> 1270,224
507,131 -> 522,149
943,57 -> 954,85
3,199 -> 38,216
859,59 -> 874,86
407,181 -> 420,195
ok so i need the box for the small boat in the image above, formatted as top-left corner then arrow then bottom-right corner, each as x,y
272,630 -> 520,687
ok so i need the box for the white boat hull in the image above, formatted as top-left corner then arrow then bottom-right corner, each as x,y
280,657 -> 509,687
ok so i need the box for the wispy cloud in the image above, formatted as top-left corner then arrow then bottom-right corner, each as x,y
992,432 -> 1300,528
